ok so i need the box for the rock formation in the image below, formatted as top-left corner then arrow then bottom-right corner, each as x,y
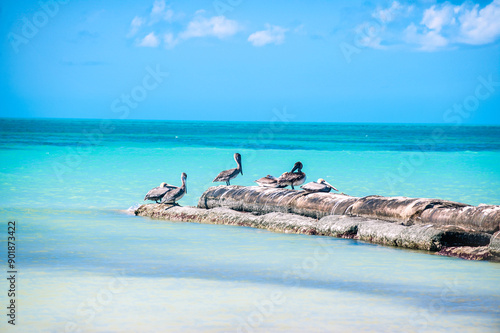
198,186 -> 500,233
134,185 -> 500,261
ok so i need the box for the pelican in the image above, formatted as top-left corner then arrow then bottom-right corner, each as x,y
301,178 -> 339,193
277,161 -> 306,189
213,153 -> 243,186
144,182 -> 177,203
254,175 -> 287,188
160,172 -> 187,205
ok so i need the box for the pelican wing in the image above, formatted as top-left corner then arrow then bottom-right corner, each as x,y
144,184 -> 176,201
160,186 -> 184,204
300,182 -> 329,192
278,172 -> 305,185
255,175 -> 286,188
213,168 -> 238,182
255,176 -> 275,187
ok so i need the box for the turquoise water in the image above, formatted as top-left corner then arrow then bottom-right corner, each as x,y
1,118 -> 500,332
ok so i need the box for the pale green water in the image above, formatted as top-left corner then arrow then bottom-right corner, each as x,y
0,119 -> 499,332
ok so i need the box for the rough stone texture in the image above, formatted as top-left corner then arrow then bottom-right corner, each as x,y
198,186 -> 500,233
346,196 -> 465,223
197,185 -> 359,218
134,204 -> 317,233
419,205 -> 500,234
317,215 -> 443,250
489,231 -> 500,256
436,246 -> 493,261
135,204 -> 497,255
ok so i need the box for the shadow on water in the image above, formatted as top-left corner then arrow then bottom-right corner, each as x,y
21,246 -> 500,318
4,207 -> 500,319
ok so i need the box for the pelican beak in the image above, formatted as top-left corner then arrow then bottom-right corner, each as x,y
240,168 -> 243,175
325,181 -> 339,192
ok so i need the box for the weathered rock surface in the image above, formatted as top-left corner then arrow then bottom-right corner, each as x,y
198,186 -> 500,233
134,187 -> 500,261
134,204 -> 498,256
197,185 -> 358,218
436,246 -> 493,261
419,204 -> 500,234
489,231 -> 500,256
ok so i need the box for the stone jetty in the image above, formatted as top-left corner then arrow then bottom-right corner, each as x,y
134,186 -> 500,261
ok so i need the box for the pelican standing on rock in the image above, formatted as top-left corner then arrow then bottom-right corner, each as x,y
301,178 -> 339,193
213,153 -> 243,186
160,172 -> 187,205
144,182 -> 177,203
254,175 -> 286,188
277,161 -> 306,189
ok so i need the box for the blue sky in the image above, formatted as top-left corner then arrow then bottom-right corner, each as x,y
1,0 -> 499,123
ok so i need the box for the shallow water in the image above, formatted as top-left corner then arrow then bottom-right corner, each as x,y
1,119 -> 499,332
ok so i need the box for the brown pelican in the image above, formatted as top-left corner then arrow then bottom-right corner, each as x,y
144,182 -> 177,203
254,175 -> 287,188
160,173 -> 187,205
213,153 -> 243,186
301,178 -> 339,193
277,161 -> 306,189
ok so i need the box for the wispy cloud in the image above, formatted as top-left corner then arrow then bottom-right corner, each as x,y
354,0 -> 500,52
150,0 -> 173,24
128,0 -> 175,47
372,1 -> 413,24
406,0 -> 500,51
248,24 -> 287,47
128,16 -> 145,38
179,15 -> 239,39
421,4 -> 455,32
164,32 -> 178,49
138,32 -> 160,47
128,1 -> 239,49
405,23 -> 448,51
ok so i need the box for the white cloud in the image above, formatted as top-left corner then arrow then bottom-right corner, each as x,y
129,4 -> 239,49
372,1 -> 406,23
457,0 -> 500,44
150,0 -> 174,23
248,24 -> 287,47
359,0 -> 500,51
180,15 -> 239,39
164,32 -> 178,48
127,16 -> 145,38
405,23 -> 448,51
127,1 -> 174,41
406,0 -> 500,50
421,4 -> 455,32
138,32 -> 160,47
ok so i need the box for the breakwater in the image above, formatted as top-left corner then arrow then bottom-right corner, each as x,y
135,186 -> 500,261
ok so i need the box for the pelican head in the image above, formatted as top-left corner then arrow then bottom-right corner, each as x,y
160,182 -> 167,187
234,153 -> 243,175
291,161 -> 303,172
318,178 -> 338,191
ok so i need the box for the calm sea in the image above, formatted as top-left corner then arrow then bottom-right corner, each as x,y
1,118 -> 499,332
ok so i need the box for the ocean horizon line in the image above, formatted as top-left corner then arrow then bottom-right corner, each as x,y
1,116 -> 500,127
